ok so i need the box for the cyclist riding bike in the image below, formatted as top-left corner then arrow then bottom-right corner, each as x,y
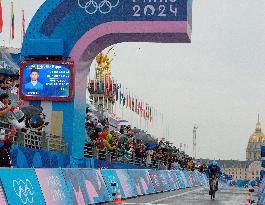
207,161 -> 222,196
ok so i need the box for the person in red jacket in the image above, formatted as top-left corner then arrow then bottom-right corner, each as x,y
97,126 -> 109,150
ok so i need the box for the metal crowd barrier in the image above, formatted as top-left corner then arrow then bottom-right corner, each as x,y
0,120 -> 187,170
0,120 -> 68,154
84,142 -> 173,169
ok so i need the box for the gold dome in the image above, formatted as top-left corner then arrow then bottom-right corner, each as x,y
249,115 -> 265,143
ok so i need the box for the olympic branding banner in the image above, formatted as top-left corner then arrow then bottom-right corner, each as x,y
258,177 -> 265,205
175,170 -> 186,189
115,170 -> 138,198
169,171 -> 180,190
100,170 -> 125,200
0,180 -> 8,205
148,170 -> 164,193
35,169 -> 72,205
182,171 -> 191,188
127,169 -> 155,195
0,169 -> 46,205
62,169 -> 111,205
81,169 -> 111,203
158,171 -> 172,191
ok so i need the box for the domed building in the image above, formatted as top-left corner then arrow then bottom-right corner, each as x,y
246,115 -> 265,161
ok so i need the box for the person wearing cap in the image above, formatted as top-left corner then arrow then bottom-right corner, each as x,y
25,68 -> 43,91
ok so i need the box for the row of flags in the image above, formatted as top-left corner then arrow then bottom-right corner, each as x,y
89,76 -> 159,123
0,1 -> 26,41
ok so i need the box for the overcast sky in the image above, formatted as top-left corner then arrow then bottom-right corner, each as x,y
1,0 -> 265,160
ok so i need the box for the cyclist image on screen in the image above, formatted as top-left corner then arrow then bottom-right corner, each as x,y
24,68 -> 43,91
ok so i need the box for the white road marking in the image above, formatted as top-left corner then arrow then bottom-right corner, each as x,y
148,187 -> 205,204
123,203 -> 167,205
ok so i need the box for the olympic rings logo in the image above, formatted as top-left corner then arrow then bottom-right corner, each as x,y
78,0 -> 119,15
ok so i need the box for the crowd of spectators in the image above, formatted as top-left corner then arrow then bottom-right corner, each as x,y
0,72 -> 50,143
85,113 -> 206,171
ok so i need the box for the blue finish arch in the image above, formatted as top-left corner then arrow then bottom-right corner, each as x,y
22,0 -> 193,166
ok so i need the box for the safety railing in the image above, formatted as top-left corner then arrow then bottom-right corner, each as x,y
0,120 -> 68,154
83,142 -> 173,169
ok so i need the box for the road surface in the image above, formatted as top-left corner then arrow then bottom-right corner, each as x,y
117,187 -> 258,205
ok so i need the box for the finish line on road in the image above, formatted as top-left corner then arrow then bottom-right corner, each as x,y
148,187 -> 205,204
122,187 -> 206,205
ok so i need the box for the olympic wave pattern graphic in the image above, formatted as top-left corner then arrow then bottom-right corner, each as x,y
78,0 -> 119,14
13,179 -> 34,205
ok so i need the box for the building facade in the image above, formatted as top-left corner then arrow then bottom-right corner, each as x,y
203,116 -> 265,180
246,116 -> 265,161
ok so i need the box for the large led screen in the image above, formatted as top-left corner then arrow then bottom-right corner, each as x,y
20,61 -> 74,101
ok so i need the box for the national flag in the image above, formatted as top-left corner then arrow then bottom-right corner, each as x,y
103,71 -> 106,93
132,97 -> 134,111
126,91 -> 129,108
115,83 -> 119,101
119,83 -> 122,104
123,94 -> 126,106
94,79 -> 97,92
135,98 -> 138,114
99,80 -> 103,92
11,2 -> 15,40
0,0 -> 3,33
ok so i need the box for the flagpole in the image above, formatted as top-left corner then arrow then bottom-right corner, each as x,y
9,2 -> 13,47
21,10 -> 23,46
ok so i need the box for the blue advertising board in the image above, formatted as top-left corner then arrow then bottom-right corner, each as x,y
62,169 -> 111,205
100,170 -> 125,200
127,169 -> 155,195
158,171 -> 171,191
148,170 -> 164,193
35,169 -> 72,205
0,169 -> 46,205
176,170 -> 186,189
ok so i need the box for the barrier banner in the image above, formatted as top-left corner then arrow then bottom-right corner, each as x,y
62,169 -> 111,205
176,170 -> 186,189
169,171 -> 180,190
191,172 -> 197,186
0,180 -> 8,205
127,169 -> 155,195
35,169 -> 72,205
115,170 -> 138,198
182,171 -> 191,188
258,177 -> 265,204
185,172 -> 192,187
100,169 -> 125,200
203,174 -> 208,186
158,171 -> 172,191
62,169 -> 87,205
148,170 -> 164,192
0,169 -> 46,205
196,172 -> 205,186
81,169 -> 111,204
163,171 -> 177,190
194,171 -> 202,186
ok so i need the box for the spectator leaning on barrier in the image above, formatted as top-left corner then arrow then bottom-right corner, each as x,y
0,93 -> 12,129
0,93 -> 12,118
0,140 -> 13,167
